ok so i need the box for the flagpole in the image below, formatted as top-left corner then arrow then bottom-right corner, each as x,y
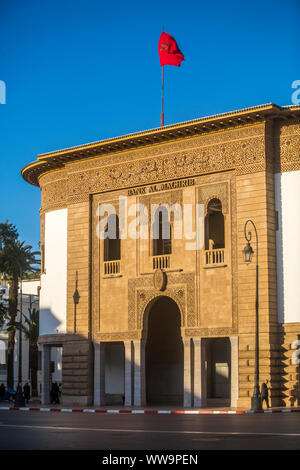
161,65 -> 164,127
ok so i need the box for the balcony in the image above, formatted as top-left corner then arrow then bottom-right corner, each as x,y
204,249 -> 226,267
104,260 -> 121,275
152,255 -> 170,270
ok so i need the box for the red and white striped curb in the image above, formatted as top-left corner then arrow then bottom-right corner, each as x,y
1,407 -> 300,415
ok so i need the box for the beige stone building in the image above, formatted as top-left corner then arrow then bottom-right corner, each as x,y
22,103 -> 300,408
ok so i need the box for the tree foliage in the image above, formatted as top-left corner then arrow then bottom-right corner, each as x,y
0,221 -> 40,387
0,302 -> 8,329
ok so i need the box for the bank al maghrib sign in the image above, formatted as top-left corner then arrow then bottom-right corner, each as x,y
128,178 -> 195,196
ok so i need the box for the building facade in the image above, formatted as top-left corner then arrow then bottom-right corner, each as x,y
0,279 -> 43,391
22,103 -> 300,408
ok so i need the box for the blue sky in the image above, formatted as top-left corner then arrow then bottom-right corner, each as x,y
0,0 -> 299,251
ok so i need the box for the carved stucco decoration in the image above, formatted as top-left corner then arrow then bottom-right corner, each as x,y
185,327 -> 235,337
127,273 -> 196,336
153,269 -> 167,291
66,128 -> 266,204
275,120 -> 300,173
39,125 -> 267,209
98,331 -> 140,341
67,124 -> 265,173
40,173 -> 67,212
198,182 -> 229,214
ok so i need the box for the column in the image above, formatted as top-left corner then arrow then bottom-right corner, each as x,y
193,338 -> 207,408
41,345 -> 51,405
124,341 -> 133,406
93,342 -> 106,406
133,340 -> 146,406
183,338 -> 192,407
230,336 -> 239,408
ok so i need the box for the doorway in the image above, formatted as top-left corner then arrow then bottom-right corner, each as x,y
145,296 -> 183,406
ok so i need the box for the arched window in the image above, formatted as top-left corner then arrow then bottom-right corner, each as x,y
104,214 -> 121,261
152,206 -> 172,256
205,199 -> 225,250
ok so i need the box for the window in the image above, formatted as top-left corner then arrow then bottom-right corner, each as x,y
104,214 -> 121,262
152,206 -> 172,256
205,199 -> 225,250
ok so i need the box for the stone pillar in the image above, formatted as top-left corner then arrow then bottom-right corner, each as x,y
184,338 -> 192,407
193,338 -> 207,408
41,345 -> 51,405
124,341 -> 133,406
230,336 -> 239,408
93,342 -> 106,406
133,340 -> 146,407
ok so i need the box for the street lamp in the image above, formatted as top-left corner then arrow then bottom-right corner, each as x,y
243,220 -> 262,411
14,272 -> 25,407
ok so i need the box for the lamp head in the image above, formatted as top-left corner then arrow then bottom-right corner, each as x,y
243,242 -> 254,263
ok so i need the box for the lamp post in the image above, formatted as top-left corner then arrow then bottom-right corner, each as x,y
14,273 -> 25,406
243,220 -> 262,411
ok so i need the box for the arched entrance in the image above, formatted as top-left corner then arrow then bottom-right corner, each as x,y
145,296 -> 183,406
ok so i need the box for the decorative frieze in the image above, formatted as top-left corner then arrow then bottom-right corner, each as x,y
275,120 -> 300,173
40,173 -> 67,212
66,128 -> 266,204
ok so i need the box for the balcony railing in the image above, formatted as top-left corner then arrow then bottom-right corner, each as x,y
152,255 -> 170,270
104,260 -> 121,275
204,249 -> 225,266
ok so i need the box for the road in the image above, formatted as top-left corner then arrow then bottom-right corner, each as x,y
0,410 -> 300,450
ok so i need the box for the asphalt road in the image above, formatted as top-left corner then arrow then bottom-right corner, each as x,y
0,410 -> 300,450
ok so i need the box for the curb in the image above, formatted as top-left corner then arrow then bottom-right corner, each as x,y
1,407 -> 300,415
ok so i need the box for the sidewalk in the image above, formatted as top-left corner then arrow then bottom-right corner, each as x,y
1,400 -> 300,415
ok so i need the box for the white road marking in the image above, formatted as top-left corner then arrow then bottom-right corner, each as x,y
0,423 -> 300,438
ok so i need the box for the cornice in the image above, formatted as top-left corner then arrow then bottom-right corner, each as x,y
21,103 -> 300,187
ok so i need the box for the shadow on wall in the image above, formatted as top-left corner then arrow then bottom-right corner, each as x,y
39,308 -> 62,335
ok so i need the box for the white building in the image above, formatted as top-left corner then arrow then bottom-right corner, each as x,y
0,278 -> 62,396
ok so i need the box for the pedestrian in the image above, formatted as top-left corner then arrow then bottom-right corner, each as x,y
51,382 -> 59,404
50,382 -> 55,404
0,383 -> 5,401
261,379 -> 270,408
54,382 -> 60,404
58,383 -> 62,400
23,382 -> 31,404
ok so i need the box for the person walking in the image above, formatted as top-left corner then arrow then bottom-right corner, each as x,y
54,382 -> 60,404
0,383 -> 5,401
23,382 -> 31,404
261,379 -> 270,408
51,382 -> 59,404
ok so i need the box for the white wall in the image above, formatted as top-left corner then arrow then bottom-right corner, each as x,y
40,209 -> 68,335
0,280 -> 41,389
105,343 -> 124,394
21,280 -> 40,296
275,170 -> 300,323
51,346 -> 63,383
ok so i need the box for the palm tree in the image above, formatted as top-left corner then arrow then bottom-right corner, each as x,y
0,302 -> 8,329
22,307 -> 39,397
0,233 -> 40,388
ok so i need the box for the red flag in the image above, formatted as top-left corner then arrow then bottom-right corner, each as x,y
158,32 -> 184,66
